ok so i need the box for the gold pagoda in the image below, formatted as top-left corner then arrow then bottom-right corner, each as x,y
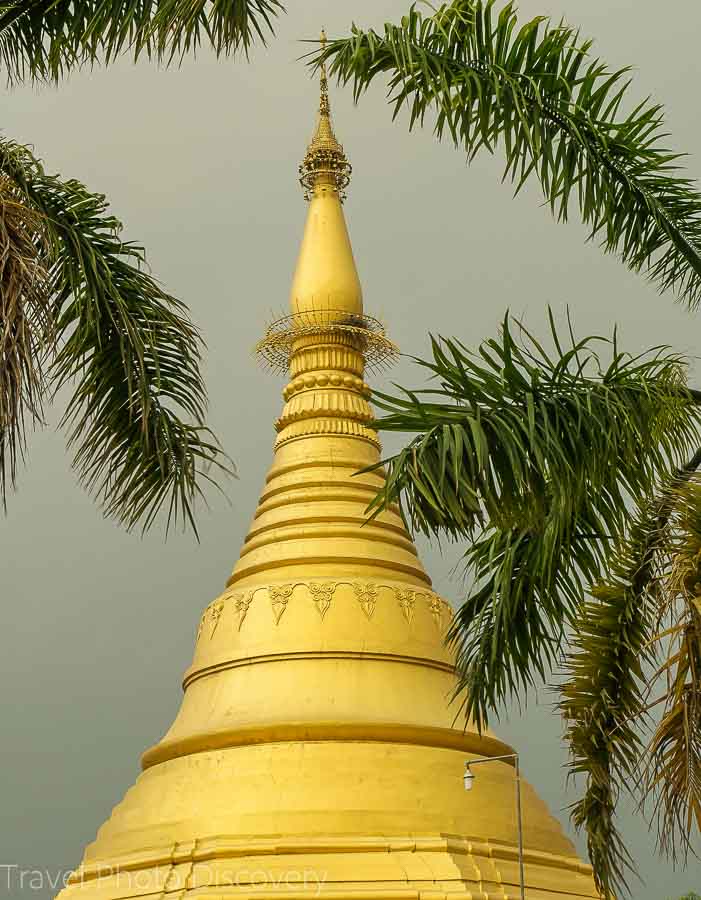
57,52 -> 600,900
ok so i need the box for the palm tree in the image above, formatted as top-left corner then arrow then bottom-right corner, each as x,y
315,1 -> 701,897
0,1 -> 283,534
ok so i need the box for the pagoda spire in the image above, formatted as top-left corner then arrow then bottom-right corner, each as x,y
287,35 -> 363,321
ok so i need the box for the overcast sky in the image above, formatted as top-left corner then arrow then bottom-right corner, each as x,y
1,2 -> 700,898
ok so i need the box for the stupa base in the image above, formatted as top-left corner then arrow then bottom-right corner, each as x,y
57,833 -> 598,900
56,740 -> 599,900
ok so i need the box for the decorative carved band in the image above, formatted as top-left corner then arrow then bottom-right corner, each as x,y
196,581 -> 451,645
275,418 -> 380,449
283,372 -> 370,401
271,334 -> 379,447
276,390 -> 373,431
289,340 -> 365,379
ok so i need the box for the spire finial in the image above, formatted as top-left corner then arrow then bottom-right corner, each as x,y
319,28 -> 330,117
299,29 -> 352,201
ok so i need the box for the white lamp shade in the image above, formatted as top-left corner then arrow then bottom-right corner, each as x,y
463,767 -> 475,791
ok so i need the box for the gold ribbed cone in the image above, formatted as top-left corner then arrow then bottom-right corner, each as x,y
56,60 -> 600,900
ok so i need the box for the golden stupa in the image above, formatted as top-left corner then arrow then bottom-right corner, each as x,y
57,50 -> 600,900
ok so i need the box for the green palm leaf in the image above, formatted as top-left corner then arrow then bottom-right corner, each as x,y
645,480 -> 701,862
320,0 -> 701,308
0,0 -> 283,82
0,139 -> 232,534
562,460 -> 701,898
561,488 -> 676,898
0,1 -> 282,525
0,172 -> 50,508
369,314 -> 701,733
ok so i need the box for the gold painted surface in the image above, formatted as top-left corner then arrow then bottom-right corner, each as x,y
288,185 -> 362,317
56,60 -> 601,900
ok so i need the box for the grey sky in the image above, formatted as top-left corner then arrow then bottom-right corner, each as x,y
1,2 -> 700,898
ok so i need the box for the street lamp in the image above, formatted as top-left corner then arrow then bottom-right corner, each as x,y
463,753 -> 525,900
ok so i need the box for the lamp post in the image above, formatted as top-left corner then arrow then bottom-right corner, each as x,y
464,753 -> 525,900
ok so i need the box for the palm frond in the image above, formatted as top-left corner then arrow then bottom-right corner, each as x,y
560,501 -> 668,898
560,454 -> 701,898
367,313 -> 701,736
646,479 -> 701,864
320,0 -> 701,309
0,0 -> 283,83
0,173 -> 50,506
0,138 -> 232,534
